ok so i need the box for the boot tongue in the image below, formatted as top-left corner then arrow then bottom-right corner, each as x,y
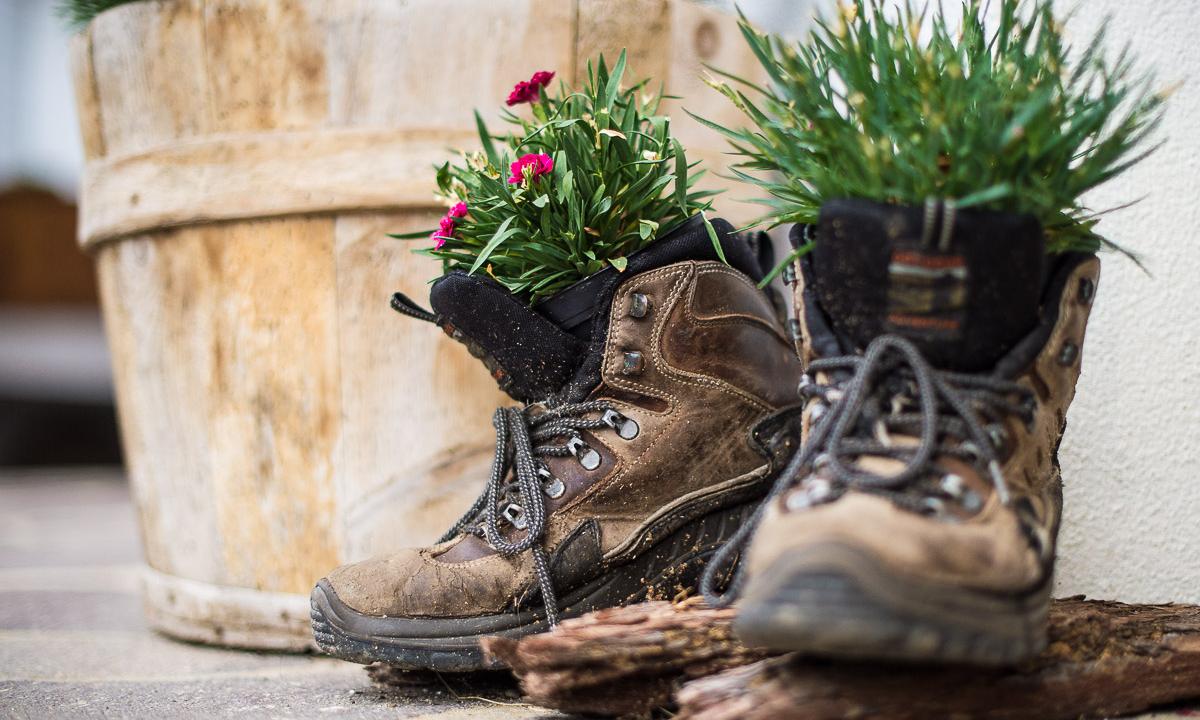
430,216 -> 765,403
430,272 -> 585,404
813,199 -> 1045,372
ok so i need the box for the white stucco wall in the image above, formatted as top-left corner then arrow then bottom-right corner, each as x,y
735,0 -> 1200,603
1049,0 -> 1200,604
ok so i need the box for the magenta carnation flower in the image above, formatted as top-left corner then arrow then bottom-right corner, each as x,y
449,202 -> 469,218
508,153 -> 554,185
506,81 -> 534,106
505,70 -> 556,106
430,230 -> 446,250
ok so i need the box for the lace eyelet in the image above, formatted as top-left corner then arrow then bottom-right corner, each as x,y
785,477 -> 832,511
566,435 -> 602,470
986,423 -> 1009,451
538,465 -> 565,498
502,503 -> 527,530
920,497 -> 946,516
940,474 -> 965,498
601,409 -> 639,440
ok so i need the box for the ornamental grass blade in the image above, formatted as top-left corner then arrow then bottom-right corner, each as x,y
605,49 -> 628,108
702,212 -> 726,263
474,110 -> 499,166
672,137 -> 689,215
388,229 -> 436,240
468,215 -> 516,276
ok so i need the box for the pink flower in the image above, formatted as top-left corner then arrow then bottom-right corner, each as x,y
439,215 -> 456,234
507,153 -> 555,185
430,230 -> 446,250
449,202 -> 469,218
506,81 -> 534,106
505,70 -> 556,106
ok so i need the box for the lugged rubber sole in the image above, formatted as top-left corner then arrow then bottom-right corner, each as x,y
311,501 -> 755,671
734,542 -> 1051,666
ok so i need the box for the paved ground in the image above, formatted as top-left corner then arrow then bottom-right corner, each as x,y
1,468 -> 1196,719
0,469 -> 557,720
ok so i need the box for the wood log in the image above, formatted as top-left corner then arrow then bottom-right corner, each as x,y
480,598 -> 770,716
483,597 -> 1200,719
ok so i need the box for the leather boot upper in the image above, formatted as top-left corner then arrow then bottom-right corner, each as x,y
327,257 -> 803,619
746,204 -> 1099,597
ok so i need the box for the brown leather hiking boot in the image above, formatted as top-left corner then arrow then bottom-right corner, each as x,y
703,199 -> 1099,666
310,218 -> 803,670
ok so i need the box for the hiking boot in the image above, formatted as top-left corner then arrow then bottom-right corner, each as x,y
712,198 -> 1099,665
310,217 -> 804,670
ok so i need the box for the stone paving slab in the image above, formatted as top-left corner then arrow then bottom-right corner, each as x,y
0,471 -> 557,719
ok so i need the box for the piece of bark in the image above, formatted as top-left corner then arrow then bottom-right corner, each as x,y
485,597 -> 1200,719
676,598 -> 1200,720
482,597 -> 771,717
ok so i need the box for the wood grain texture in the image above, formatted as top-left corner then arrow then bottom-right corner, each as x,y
87,0 -> 209,158
481,598 -> 1200,719
79,128 -> 477,248
482,598 -> 771,717
331,211 -> 506,559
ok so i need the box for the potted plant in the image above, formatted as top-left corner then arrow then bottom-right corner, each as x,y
692,0 -> 1170,666
700,0 -> 1164,275
394,52 -> 725,306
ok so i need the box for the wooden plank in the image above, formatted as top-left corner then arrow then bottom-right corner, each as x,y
198,217 -> 342,593
324,0 -> 575,129
481,598 -> 1200,719
87,0 -> 209,158
201,0 -> 330,133
78,128 -> 477,249
576,0 -> 670,86
331,211 -> 509,559
68,32 -> 106,160
662,3 -> 769,227
94,232 -> 227,585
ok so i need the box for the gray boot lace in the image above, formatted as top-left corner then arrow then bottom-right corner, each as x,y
700,334 -> 1035,607
438,400 -> 637,627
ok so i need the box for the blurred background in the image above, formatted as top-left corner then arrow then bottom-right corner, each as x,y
0,0 -> 120,468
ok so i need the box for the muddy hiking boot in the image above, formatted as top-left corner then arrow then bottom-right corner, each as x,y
702,198 -> 1101,666
310,216 -> 804,670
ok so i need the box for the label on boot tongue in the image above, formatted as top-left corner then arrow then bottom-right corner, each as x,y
813,198 -> 1045,372
885,249 -> 968,339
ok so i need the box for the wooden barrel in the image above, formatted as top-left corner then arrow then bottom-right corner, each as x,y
70,0 -> 764,650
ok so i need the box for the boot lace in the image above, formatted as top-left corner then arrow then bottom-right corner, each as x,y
438,400 -> 638,627
700,334 -> 1035,607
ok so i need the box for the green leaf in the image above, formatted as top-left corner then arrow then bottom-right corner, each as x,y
474,110 -> 498,167
692,0 -> 1162,262
387,229 -> 435,240
638,219 -> 659,240
702,212 -> 726,263
468,215 -> 516,276
609,256 -> 628,271
605,49 -> 628,108
671,137 -> 689,216
533,193 -> 550,208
